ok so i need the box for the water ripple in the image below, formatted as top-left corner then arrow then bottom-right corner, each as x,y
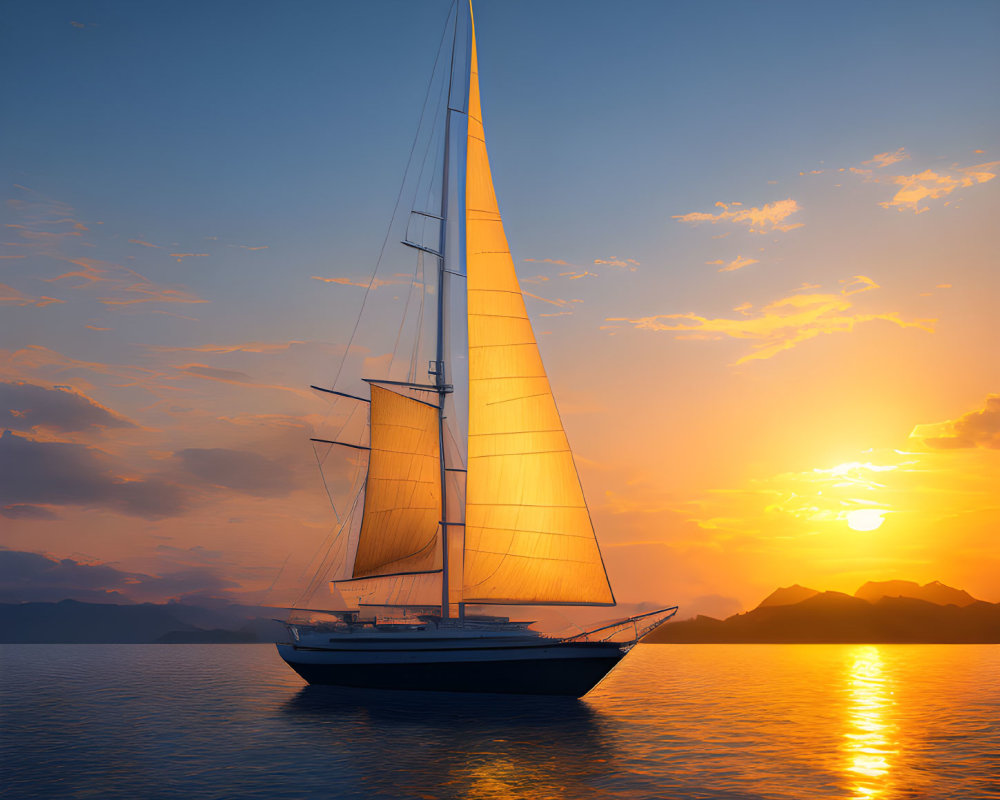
2,643 -> 998,799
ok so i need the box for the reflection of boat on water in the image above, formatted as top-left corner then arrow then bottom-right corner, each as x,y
282,685 -> 613,798
277,1 -> 676,696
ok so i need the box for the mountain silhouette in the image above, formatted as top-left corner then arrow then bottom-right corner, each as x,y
645,581 -> 999,644
854,579 -> 977,607
757,584 -> 820,608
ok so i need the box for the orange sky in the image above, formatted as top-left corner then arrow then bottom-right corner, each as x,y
2,2 -> 998,614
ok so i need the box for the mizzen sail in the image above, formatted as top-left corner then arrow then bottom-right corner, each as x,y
461,15 -> 615,606
352,384 -> 442,578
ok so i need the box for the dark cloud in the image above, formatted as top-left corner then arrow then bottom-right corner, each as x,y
175,447 -> 299,495
0,381 -> 132,432
923,395 -> 1000,450
1,504 -> 59,520
0,548 -> 239,604
0,430 -> 186,518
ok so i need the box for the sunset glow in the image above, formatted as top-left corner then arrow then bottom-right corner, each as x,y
846,510 -> 888,533
2,1 -> 998,615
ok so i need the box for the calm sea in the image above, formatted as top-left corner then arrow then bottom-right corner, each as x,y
2,644 -> 998,799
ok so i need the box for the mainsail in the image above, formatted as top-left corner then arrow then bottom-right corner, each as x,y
321,2 -> 614,611
460,13 -> 614,606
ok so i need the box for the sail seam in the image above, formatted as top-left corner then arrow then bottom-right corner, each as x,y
466,502 -> 585,509
465,528 -> 595,540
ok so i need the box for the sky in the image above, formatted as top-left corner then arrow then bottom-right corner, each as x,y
2,0 -> 998,615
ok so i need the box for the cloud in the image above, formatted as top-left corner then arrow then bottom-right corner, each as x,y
673,199 -> 803,234
706,255 -> 759,273
174,448 -> 300,496
311,275 -> 404,290
849,154 -> 999,213
522,290 -> 573,308
0,283 -> 64,308
146,341 -> 306,355
169,253 -> 208,262
863,148 -> 909,168
0,381 -> 133,432
0,430 -> 187,518
128,239 -> 160,248
523,258 -> 572,266
1,504 -> 59,520
606,275 -> 934,364
0,548 -> 238,604
236,245 -> 268,250
0,345 -> 177,400
910,395 -> 1000,450
878,161 -> 999,213
559,271 -> 598,280
172,362 -> 314,401
45,257 -> 207,307
176,364 -> 254,383
594,257 -> 640,270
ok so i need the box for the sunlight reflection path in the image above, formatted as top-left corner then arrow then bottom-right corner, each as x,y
842,646 -> 899,799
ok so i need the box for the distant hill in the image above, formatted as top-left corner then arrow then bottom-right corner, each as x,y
854,580 -> 977,607
645,582 -> 1000,644
758,584 -> 820,608
0,600 -> 287,644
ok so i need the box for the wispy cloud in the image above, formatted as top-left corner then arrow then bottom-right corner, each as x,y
0,283 -> 64,308
174,363 -> 314,400
145,341 -> 306,355
673,199 -> 803,234
311,275 -> 404,290
523,290 -> 574,308
170,253 -> 208,263
524,258 -> 572,266
879,162 -> 999,213
705,255 -> 759,273
128,239 -> 160,248
606,275 -> 934,364
849,152 -> 998,213
863,148 -> 909,168
594,257 -> 640,270
559,270 -> 598,280
910,395 -> 1000,450
45,258 -> 207,306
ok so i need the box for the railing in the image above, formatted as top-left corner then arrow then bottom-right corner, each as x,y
564,606 -> 679,646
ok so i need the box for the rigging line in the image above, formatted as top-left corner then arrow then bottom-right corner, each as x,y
406,251 -> 425,383
388,219 -> 431,380
311,442 -> 342,523
294,484 -> 366,609
327,1 -> 458,392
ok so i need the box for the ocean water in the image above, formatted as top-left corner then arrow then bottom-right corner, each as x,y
2,644 -> 998,800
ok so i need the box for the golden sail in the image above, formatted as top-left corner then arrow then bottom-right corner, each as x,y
352,385 -> 441,579
462,18 -> 614,605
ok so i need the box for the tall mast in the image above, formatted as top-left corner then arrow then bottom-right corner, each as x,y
434,5 -> 462,620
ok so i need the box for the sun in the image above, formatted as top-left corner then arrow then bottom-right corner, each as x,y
846,508 -> 887,532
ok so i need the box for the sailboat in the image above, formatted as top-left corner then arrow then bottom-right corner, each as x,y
277,1 -> 676,697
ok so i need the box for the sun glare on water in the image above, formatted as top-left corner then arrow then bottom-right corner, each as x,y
846,509 -> 887,532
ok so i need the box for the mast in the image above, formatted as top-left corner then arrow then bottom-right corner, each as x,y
434,4 -> 463,619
